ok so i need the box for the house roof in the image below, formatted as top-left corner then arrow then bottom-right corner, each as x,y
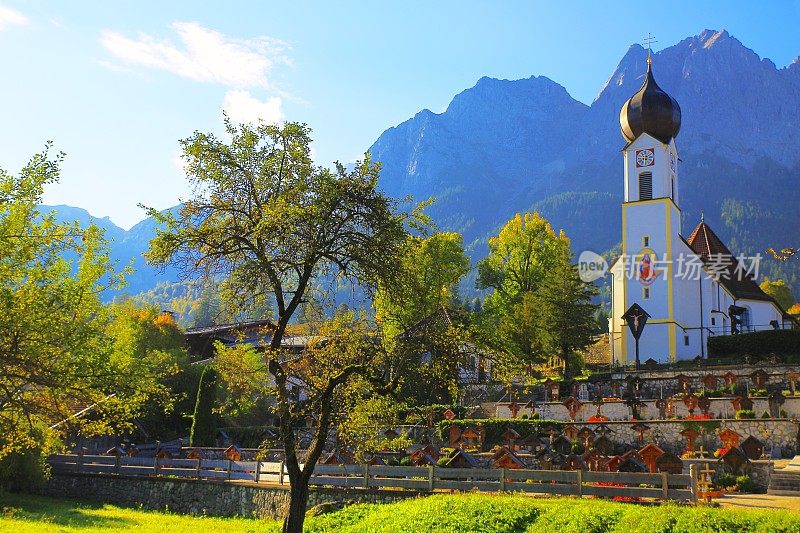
684,221 -> 775,303
185,318 -> 275,337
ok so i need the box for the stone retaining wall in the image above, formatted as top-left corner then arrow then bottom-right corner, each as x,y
609,366 -> 799,398
565,419 -> 799,457
42,472 -> 420,519
492,397 -> 800,421
682,459 -> 774,490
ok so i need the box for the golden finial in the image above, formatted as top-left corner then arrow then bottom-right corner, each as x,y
644,33 -> 657,66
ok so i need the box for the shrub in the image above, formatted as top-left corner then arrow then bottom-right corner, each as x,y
708,384 -> 736,396
736,475 -> 756,493
570,442 -> 585,455
399,457 -> 411,466
436,457 -> 450,466
735,409 -> 755,419
716,473 -> 737,489
761,411 -> 771,419
0,427 -> 55,492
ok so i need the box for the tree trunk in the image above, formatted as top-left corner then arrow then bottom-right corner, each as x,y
562,347 -> 571,382
283,481 -> 309,533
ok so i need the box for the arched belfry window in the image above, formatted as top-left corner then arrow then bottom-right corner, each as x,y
639,172 -> 653,201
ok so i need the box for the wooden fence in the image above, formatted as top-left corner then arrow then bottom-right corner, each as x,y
49,454 -> 697,502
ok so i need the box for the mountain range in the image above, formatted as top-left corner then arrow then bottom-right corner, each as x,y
43,29 -> 800,301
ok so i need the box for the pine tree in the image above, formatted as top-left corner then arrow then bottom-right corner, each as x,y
534,249 -> 599,380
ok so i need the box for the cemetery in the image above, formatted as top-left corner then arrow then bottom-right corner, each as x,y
47,359 -> 800,507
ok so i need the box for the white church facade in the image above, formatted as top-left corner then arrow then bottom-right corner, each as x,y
608,56 -> 792,365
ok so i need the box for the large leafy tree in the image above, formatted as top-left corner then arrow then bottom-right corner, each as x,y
476,212 -> 597,379
0,146 -> 168,488
374,231 -> 470,339
374,232 -> 475,405
476,212 -> 571,365
145,120 -> 410,532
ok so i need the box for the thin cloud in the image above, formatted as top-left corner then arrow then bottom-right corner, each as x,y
222,89 -> 283,124
100,22 -> 290,89
0,4 -> 28,31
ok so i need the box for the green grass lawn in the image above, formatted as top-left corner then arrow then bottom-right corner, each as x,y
2,492 -> 800,532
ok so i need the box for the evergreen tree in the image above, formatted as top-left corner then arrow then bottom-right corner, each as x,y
189,366 -> 217,447
534,248 -> 599,380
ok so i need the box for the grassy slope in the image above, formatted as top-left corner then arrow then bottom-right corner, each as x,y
2,493 -> 799,533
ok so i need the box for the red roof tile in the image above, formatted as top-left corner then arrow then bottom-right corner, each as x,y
684,221 -> 774,303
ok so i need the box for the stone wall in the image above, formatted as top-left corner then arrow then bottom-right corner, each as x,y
492,397 -> 800,421
565,419 -> 799,457
42,472 -> 421,519
682,459 -> 774,490
609,366 -> 799,397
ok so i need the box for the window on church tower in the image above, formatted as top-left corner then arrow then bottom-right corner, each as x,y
638,172 -> 653,200
684,335 -> 690,346
711,317 -> 716,326
643,287 -> 650,299
643,236 -> 649,247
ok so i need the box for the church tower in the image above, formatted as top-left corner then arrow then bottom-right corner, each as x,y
612,53 -> 683,363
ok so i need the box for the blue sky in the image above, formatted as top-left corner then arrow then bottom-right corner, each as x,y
1,0 -> 799,228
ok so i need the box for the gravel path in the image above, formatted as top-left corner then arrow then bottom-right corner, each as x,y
717,493 -> 800,512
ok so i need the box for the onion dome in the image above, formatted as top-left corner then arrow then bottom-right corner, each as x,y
619,58 -> 681,144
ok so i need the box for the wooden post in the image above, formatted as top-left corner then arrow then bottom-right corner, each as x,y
279,461 -> 285,485
661,471 -> 669,499
114,454 -> 121,475
428,465 -> 435,491
196,458 -> 202,479
227,459 -> 233,481
576,469 -> 583,497
154,455 -> 160,476
363,463 -> 370,488
499,468 -> 507,492
76,448 -> 84,473
255,461 -> 261,483
689,464 -> 699,502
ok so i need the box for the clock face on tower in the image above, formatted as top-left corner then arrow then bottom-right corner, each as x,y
636,148 -> 655,167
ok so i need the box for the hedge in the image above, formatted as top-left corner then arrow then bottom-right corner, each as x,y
707,329 -> 800,363
438,418 -> 563,446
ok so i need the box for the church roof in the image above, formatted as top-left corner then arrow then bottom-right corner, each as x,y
619,59 -> 682,144
684,221 -> 774,303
